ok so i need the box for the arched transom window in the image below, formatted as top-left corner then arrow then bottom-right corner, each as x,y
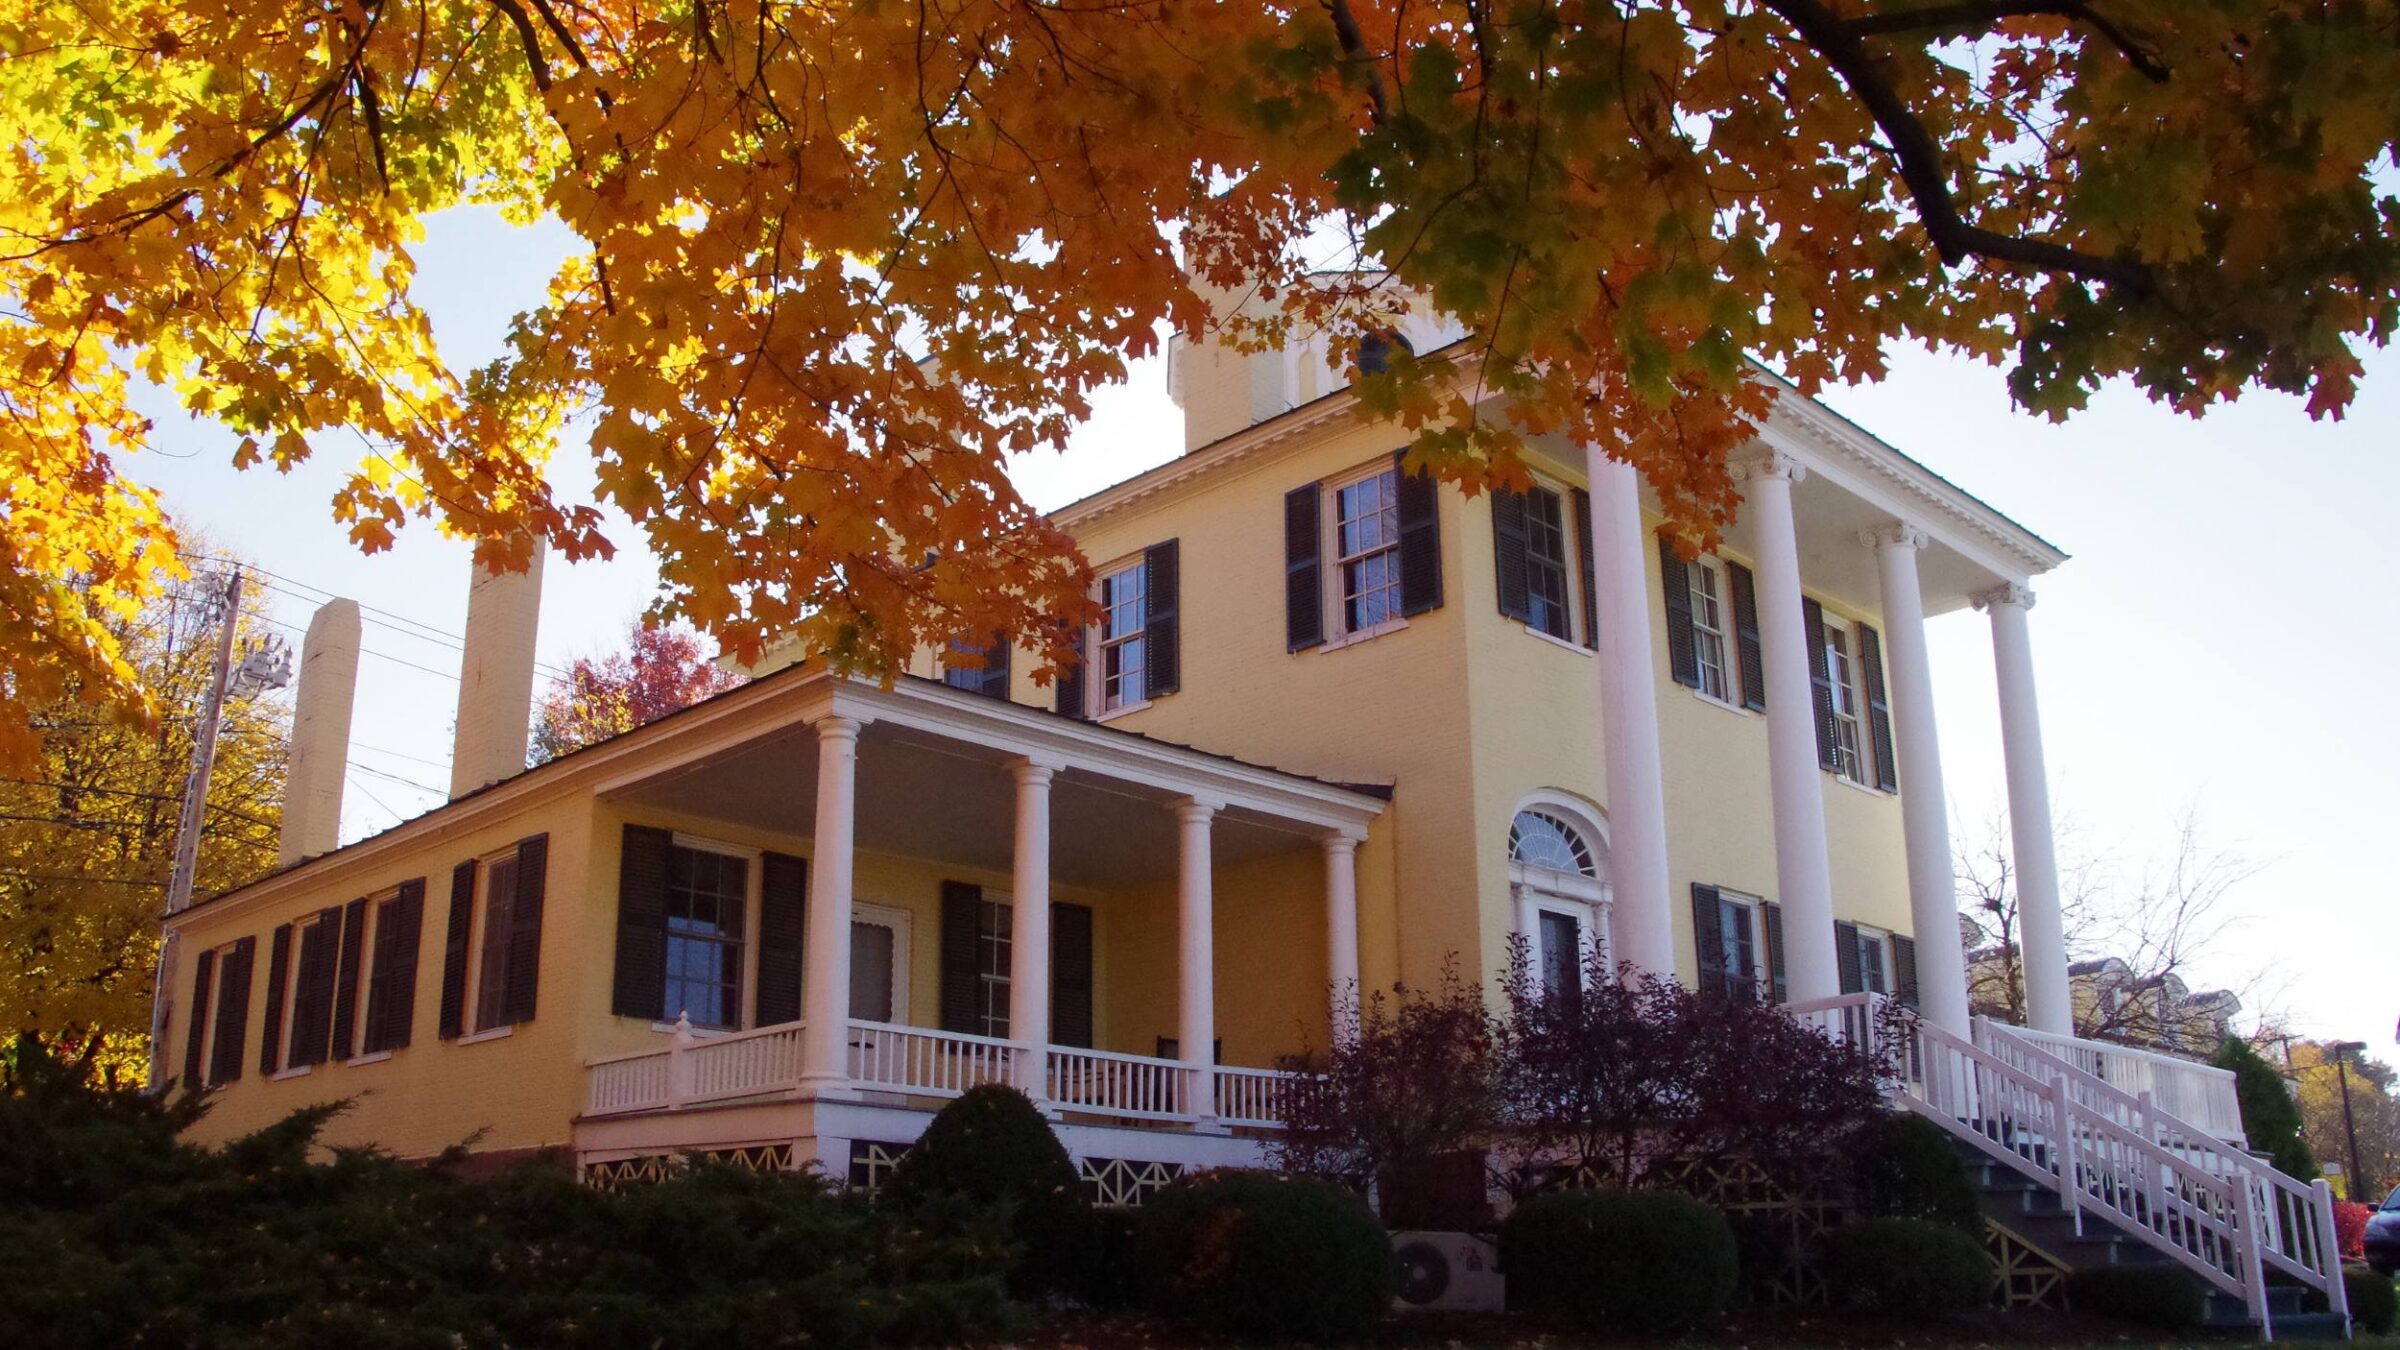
1509,809 -> 1595,878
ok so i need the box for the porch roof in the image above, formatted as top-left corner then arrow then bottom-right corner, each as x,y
177,664 -> 1388,924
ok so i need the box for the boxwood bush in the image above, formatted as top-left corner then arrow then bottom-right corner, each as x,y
2347,1264 -> 2398,1336
1818,1217 -> 1994,1315
2067,1264 -> 2206,1328
1499,1188 -> 1737,1333
1137,1170 -> 1394,1340
1848,1110 -> 1982,1233
878,1083 -> 1088,1294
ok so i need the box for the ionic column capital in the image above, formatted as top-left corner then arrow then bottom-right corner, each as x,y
1972,582 -> 2037,613
1730,450 -> 1809,486
1859,522 -> 1932,553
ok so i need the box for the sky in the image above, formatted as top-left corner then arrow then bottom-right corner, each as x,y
127,207 -> 2400,1057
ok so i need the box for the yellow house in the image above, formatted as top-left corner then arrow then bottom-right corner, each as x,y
160,317 -> 2117,1194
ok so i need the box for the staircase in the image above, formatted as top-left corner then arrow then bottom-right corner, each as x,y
1787,994 -> 2353,1342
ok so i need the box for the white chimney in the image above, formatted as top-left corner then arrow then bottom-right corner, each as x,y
449,541 -> 546,798
278,598 -> 361,866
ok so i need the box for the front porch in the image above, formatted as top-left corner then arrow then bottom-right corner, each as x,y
570,670 -> 1386,1176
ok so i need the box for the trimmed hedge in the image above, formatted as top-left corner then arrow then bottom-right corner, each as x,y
1819,1217 -> 1994,1315
1137,1170 -> 1394,1340
2347,1264 -> 2398,1336
1849,1110 -> 1982,1234
1499,1188 -> 1738,1333
879,1084 -> 1087,1294
2068,1265 -> 2206,1329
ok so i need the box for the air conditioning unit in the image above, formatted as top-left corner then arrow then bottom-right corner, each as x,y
1390,1231 -> 1505,1313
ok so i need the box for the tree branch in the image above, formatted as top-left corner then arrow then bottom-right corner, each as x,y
1841,0 -> 2169,83
1325,0 -> 1389,123
1756,0 -> 2155,295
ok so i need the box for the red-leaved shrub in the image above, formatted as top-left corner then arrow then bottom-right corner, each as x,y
2335,1201 -> 2371,1259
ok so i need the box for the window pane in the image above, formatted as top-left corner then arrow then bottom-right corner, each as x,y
1523,488 -> 1572,640
1335,470 -> 1401,634
851,921 -> 896,1022
977,900 -> 1012,1039
474,857 -> 519,1030
1509,810 -> 1593,876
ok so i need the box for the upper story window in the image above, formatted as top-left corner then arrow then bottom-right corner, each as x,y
1820,614 -> 1866,783
1661,541 -> 1760,709
1494,482 -> 1589,645
1284,452 -> 1443,653
1333,466 -> 1403,633
1687,560 -> 1732,703
1800,601 -> 1896,792
665,844 -> 748,1030
942,632 -> 1011,700
1056,542 -> 1179,720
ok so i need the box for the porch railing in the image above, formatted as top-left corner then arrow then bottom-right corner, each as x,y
585,1018 -> 807,1115
1214,1065 -> 1297,1128
1047,1044 -> 1190,1121
1981,1022 -> 2245,1144
847,1020 -> 1019,1098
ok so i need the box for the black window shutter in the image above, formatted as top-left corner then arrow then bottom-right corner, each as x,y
978,633 -> 1012,699
1145,539 -> 1181,696
1572,487 -> 1599,649
1284,484 -> 1324,651
1728,561 -> 1766,711
612,825 -> 673,1020
1834,920 -> 1863,995
330,897 -> 366,1061
209,936 -> 254,1086
1055,624 -> 1088,719
1658,535 -> 1699,688
1763,902 -> 1789,1005
1859,623 -> 1897,792
756,850 -> 808,1026
938,881 -> 982,1034
1491,485 -> 1533,622
438,859 -> 476,1039
183,947 -> 215,1088
1394,450 -> 1443,615
502,833 -> 549,1025
372,879 -> 426,1052
1690,885 -> 1725,1000
1052,903 -> 1095,1049
289,909 -> 340,1067
1893,935 -> 1921,1009
1802,598 -> 1840,771
259,924 -> 292,1074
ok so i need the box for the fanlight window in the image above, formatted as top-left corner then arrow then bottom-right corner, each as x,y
1509,810 -> 1594,878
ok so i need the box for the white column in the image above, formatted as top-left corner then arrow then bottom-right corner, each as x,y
1583,445 -> 1675,979
1976,583 -> 2071,1035
799,715 -> 861,1095
1173,797 -> 1221,1128
1322,831 -> 1362,1042
1866,525 -> 1971,1035
1009,757 -> 1057,1100
1736,452 -> 1839,1002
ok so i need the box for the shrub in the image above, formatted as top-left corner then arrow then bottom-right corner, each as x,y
2067,1265 -> 2206,1329
879,1083 -> 1087,1293
1499,1187 -> 1737,1333
1137,1170 -> 1394,1340
2214,1036 -> 2318,1183
2336,1200 -> 2372,1259
1067,1205 -> 1145,1309
2347,1264 -> 2399,1336
1818,1217 -> 1995,1315
1848,1110 -> 1982,1234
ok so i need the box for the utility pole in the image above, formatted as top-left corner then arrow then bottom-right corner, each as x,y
144,570 -> 243,1091
2332,1039 -> 2371,1201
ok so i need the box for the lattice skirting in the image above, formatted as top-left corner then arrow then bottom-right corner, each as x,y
583,1142 -> 795,1189
1986,1218 -> 2069,1309
1081,1158 -> 1186,1208
848,1140 -> 913,1192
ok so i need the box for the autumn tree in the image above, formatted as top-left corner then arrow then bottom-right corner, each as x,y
0,564 -> 286,1073
5,0 -> 2397,765
529,621 -> 745,763
2290,1040 -> 2399,1203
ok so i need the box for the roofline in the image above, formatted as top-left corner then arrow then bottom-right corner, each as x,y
176,662 -> 1388,925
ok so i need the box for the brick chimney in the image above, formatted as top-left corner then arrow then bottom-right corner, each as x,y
278,598 -> 361,866
448,542 -> 546,798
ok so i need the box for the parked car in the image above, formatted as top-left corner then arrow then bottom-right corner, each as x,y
2368,1185 -> 2400,1276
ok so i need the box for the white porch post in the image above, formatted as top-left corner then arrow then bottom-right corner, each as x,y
1736,452 -> 1839,1002
1976,583 -> 2071,1035
1582,445 -> 1676,979
1866,525 -> 1972,1035
1322,831 -> 1362,1042
1173,797 -> 1222,1129
1008,757 -> 1056,1100
799,715 -> 861,1096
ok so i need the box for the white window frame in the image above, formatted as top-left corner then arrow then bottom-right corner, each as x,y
968,889 -> 1015,1039
1507,799 -> 1612,994
652,834 -> 757,1032
1092,560 -> 1148,717
1321,459 -> 1408,646
1851,923 -> 1896,997
1516,479 -> 1580,646
1715,890 -> 1765,1001
1687,557 -> 1735,705
1819,612 -> 1870,785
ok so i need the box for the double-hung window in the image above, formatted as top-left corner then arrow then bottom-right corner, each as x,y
1098,563 -> 1147,713
1717,894 -> 1761,1003
1333,467 -> 1403,634
975,897 -> 1013,1039
1687,560 -> 1732,703
1522,487 -> 1574,641
470,852 -> 522,1033
1820,615 -> 1867,784
664,844 -> 748,1030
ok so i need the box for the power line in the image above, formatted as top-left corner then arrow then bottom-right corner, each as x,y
0,811 -> 277,851
188,550 -> 573,680
8,780 -> 279,832
348,761 -> 447,797
0,871 -> 167,889
352,740 -> 452,771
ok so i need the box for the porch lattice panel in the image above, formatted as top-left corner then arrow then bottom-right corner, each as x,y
582,1142 -> 794,1190
1986,1218 -> 2068,1309
1081,1158 -> 1185,1208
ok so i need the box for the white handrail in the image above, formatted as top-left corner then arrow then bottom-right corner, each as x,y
1214,1065 -> 1296,1127
1990,1023 -> 2245,1142
1048,1044 -> 1191,1122
585,1017 -> 807,1115
846,1020 -> 1018,1098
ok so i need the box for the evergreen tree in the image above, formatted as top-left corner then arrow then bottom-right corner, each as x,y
2214,1036 -> 2317,1183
